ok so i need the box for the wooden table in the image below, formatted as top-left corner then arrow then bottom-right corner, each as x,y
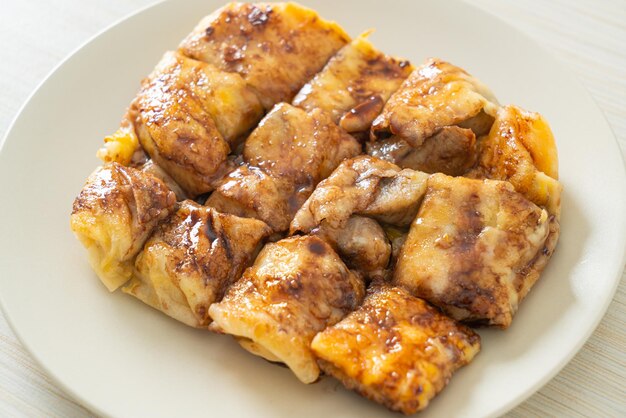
1,0 -> 624,416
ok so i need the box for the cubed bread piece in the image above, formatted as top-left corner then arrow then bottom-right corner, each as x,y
124,201 -> 270,327
179,2 -> 350,109
371,58 -> 499,146
243,103 -> 361,190
292,33 -> 412,134
209,235 -> 364,383
208,103 -> 361,233
70,163 -> 176,291
205,165 -> 293,233
152,52 -> 263,146
467,104 -> 562,216
131,51 -> 267,196
140,160 -> 187,201
311,283 -> 480,415
98,51 -> 264,195
393,173 -> 557,328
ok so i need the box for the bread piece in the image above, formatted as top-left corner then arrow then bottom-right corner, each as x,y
179,2 -> 350,109
293,33 -> 412,134
209,236 -> 364,383
70,163 -> 176,291
311,283 -> 480,414
125,201 -> 270,327
393,173 -> 556,328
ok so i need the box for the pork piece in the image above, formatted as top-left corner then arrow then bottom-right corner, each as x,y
311,283 -> 481,415
292,33 -> 412,135
206,103 -> 361,232
393,173 -> 557,328
467,105 -> 562,216
368,59 -> 498,175
70,163 -> 176,291
367,126 -> 477,176
290,155 -> 429,234
131,52 -> 264,197
209,235 -> 364,383
310,215 -> 391,280
124,201 -> 270,328
179,2 -> 350,109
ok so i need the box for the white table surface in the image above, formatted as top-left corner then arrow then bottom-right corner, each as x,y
0,0 -> 624,416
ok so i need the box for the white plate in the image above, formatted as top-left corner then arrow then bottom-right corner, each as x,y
0,0 -> 625,417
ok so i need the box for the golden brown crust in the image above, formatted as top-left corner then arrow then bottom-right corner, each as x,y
70,163 -> 176,291
243,103 -> 361,189
179,2 -> 350,109
311,283 -> 481,414
393,173 -> 552,328
209,235 -> 364,383
125,200 -> 271,327
208,103 -> 361,233
371,58 -> 498,147
205,165 -> 293,233
515,214 -> 560,302
99,51 -> 264,197
132,53 -> 239,197
467,105 -> 562,216
292,33 -> 412,133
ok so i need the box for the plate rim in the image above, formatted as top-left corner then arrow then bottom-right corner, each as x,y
0,1 -> 625,417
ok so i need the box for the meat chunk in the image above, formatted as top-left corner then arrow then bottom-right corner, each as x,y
207,103 -> 361,232
292,33 -> 412,134
311,283 -> 481,415
209,235 -> 364,383
179,2 -> 350,109
70,163 -> 176,291
467,105 -> 562,216
290,155 -> 429,234
367,126 -> 477,176
393,173 -> 556,328
124,201 -> 270,328
371,58 -> 499,146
